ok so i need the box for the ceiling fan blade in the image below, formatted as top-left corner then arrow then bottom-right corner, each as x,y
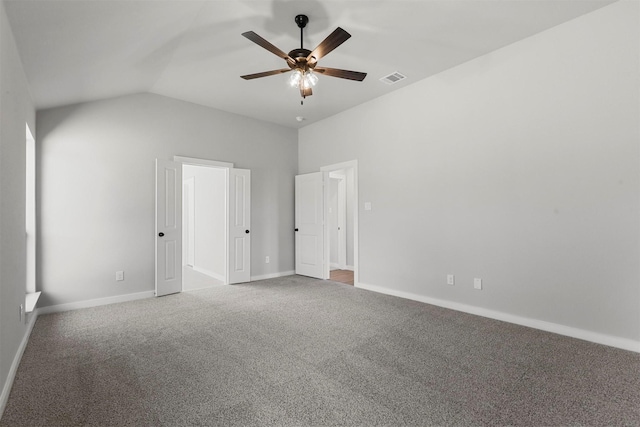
300,86 -> 313,98
241,69 -> 291,80
242,31 -> 295,66
314,67 -> 367,81
306,27 -> 351,66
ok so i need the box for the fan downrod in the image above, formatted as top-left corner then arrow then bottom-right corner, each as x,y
294,14 -> 309,50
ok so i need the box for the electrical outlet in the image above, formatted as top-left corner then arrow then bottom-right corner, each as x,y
116,271 -> 124,281
474,278 -> 482,290
447,274 -> 455,285
265,256 -> 270,264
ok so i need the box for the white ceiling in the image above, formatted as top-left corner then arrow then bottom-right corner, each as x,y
4,0 -> 615,129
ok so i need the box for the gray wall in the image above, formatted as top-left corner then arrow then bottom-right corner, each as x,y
0,0 -> 36,407
299,1 -> 640,342
37,93 -> 297,307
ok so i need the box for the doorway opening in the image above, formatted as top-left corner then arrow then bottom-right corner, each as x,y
293,160 -> 358,285
155,156 -> 251,297
323,160 -> 358,286
327,170 -> 354,285
25,124 -> 36,294
181,164 -> 227,292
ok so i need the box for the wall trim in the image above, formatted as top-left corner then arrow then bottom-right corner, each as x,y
0,310 -> 39,420
173,156 -> 233,169
36,291 -> 155,315
356,282 -> 640,353
329,264 -> 352,271
250,270 -> 295,282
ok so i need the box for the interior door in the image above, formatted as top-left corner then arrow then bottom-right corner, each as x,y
295,172 -> 325,279
155,159 -> 183,296
228,168 -> 251,284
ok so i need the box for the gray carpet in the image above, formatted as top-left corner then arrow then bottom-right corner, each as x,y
1,275 -> 639,426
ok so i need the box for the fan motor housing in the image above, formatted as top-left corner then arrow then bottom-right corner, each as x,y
288,48 -> 315,68
288,48 -> 311,59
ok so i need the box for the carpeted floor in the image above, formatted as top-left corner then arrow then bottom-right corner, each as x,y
1,275 -> 639,426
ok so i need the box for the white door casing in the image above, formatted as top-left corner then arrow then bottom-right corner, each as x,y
155,159 -> 183,296
228,168 -> 251,284
295,172 -> 325,279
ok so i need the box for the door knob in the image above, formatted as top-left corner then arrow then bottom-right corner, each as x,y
245,230 -> 250,234
158,232 -> 164,237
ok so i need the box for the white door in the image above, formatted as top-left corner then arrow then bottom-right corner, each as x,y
295,172 -> 325,279
228,168 -> 251,284
155,159 -> 183,296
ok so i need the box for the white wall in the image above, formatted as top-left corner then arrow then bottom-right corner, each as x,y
36,93 -> 297,307
183,164 -> 226,279
299,1 -> 640,344
0,0 -> 36,413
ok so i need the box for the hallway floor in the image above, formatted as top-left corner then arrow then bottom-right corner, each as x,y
330,269 -> 354,285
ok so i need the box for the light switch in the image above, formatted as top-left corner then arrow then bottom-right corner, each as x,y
474,278 -> 482,290
364,202 -> 372,211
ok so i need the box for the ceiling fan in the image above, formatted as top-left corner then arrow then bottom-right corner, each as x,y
241,14 -> 367,100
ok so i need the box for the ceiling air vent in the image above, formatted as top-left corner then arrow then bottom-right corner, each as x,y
379,71 -> 406,85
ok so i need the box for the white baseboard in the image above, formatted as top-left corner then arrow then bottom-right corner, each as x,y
191,266 -> 225,282
251,270 -> 295,282
330,264 -> 354,271
36,291 -> 155,315
0,310 -> 39,420
356,282 -> 640,353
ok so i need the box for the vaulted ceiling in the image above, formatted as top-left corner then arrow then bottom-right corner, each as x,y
4,0 -> 614,128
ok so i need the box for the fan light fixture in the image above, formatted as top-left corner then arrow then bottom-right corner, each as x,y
289,69 -> 318,89
240,14 -> 367,102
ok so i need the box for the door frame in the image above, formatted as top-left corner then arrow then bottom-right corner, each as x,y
321,160 -> 358,285
173,156 -> 234,285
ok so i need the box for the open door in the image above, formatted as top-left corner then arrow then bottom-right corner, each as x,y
228,168 -> 251,284
155,159 -> 183,296
295,172 -> 325,279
